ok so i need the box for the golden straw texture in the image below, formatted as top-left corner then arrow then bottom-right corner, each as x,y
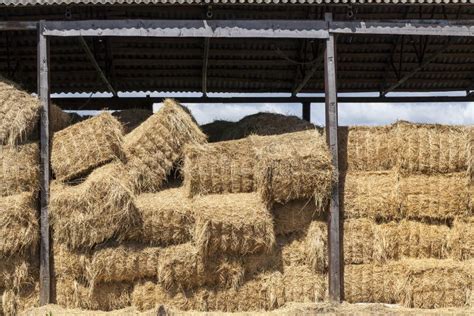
254,130 -> 334,206
0,143 -> 39,197
399,173 -> 471,220
338,125 -> 396,172
396,121 -> 469,175
52,112 -> 124,181
448,217 -> 473,260
193,193 -> 275,257
132,188 -> 194,246
303,221 -> 328,274
342,171 -> 400,219
183,137 -> 256,197
50,162 -> 139,249
125,99 -> 206,193
0,192 -> 38,256
0,77 -> 41,145
272,199 -> 318,235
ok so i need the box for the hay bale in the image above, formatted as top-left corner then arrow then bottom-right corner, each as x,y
50,162 -> 139,249
0,143 -> 39,197
193,193 -> 275,257
0,258 -> 35,290
277,233 -> 307,269
272,199 -> 319,235
342,171 -> 399,219
112,108 -> 153,134
468,126 -> 473,184
303,221 -> 328,274
449,217 -> 473,260
157,243 -> 245,292
89,244 -> 161,284
282,265 -> 326,304
132,188 -> 194,246
0,77 -> 41,145
399,173 -> 471,220
53,244 -> 90,280
343,218 -> 377,264
2,281 -> 39,316
56,278 -> 132,311
0,192 -> 38,256
338,125 -> 396,172
254,130 -> 334,206
125,99 -> 206,193
52,112 -> 124,181
221,112 -> 316,141
50,103 -> 72,133
200,120 -> 236,142
183,137 -> 256,197
396,121 -> 469,175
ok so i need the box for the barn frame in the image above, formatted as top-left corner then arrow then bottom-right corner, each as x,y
1,1 -> 473,307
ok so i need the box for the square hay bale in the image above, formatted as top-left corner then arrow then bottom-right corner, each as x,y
399,173 -> 471,220
50,162 -> 139,249
282,265 -> 327,304
193,193 -> 275,257
56,278 -> 132,311
132,188 -> 194,246
2,282 -> 39,316
398,259 -> 472,308
303,221 -> 328,274
89,244 -> 161,284
342,171 -> 400,219
51,112 -> 124,181
53,244 -> 90,280
0,77 -> 41,145
0,143 -> 39,197
183,137 -> 256,197
277,233 -> 307,269
157,243 -> 245,292
254,129 -> 334,206
448,217 -> 473,260
0,257 -> 36,290
272,199 -> 319,235
338,125 -> 397,172
343,218 -> 377,264
468,126 -> 473,184
395,121 -> 469,175
125,99 -> 206,193
0,192 -> 38,256
50,103 -> 73,133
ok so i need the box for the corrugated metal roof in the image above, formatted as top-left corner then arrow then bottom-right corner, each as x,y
1,0 -> 473,5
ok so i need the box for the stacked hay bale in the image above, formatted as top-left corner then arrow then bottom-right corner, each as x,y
341,121 -> 473,308
50,99 -> 207,311
132,127 -> 335,313
0,77 -> 72,315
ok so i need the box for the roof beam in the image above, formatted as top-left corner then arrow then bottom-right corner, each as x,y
78,36 -> 117,96
202,37 -> 210,96
381,40 -> 453,96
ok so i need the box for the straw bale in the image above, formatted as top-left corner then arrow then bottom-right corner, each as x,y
0,77 -> 41,145
221,112 -> 316,141
449,217 -> 474,260
183,137 -> 256,197
89,244 -> 161,284
50,162 -> 139,249
125,99 -> 206,193
0,258 -> 34,290
399,173 -> 471,220
53,244 -> 90,280
303,221 -> 328,274
2,281 -> 39,316
112,108 -> 153,134
272,199 -> 319,235
0,143 -> 39,197
277,233 -> 306,269
56,278 -> 132,311
342,171 -> 400,219
52,112 -> 124,181
396,121 -> 469,175
254,129 -> 334,206
338,125 -> 396,172
200,120 -> 236,142
468,126 -> 473,183
157,243 -> 245,292
50,103 -> 72,133
193,193 -> 275,256
282,265 -> 326,303
132,188 -> 194,246
0,192 -> 38,256
343,218 -> 377,264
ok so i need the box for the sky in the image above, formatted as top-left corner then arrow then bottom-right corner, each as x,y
57,91 -> 474,126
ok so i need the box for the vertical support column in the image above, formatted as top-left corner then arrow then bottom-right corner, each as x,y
37,21 -> 51,306
324,13 -> 342,303
302,102 -> 311,122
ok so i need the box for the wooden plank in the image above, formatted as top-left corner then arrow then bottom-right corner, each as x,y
0,21 -> 37,31
302,102 -> 311,122
202,38 -> 210,95
37,21 -> 51,306
324,13 -> 342,303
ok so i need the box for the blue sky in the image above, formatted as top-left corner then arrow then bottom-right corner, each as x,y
56,91 -> 474,126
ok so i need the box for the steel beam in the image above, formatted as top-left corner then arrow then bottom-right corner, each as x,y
37,21 -> 51,306
78,36 -> 117,96
324,13 -> 342,303
202,38 -> 210,95
302,102 -> 311,122
0,21 -> 37,31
